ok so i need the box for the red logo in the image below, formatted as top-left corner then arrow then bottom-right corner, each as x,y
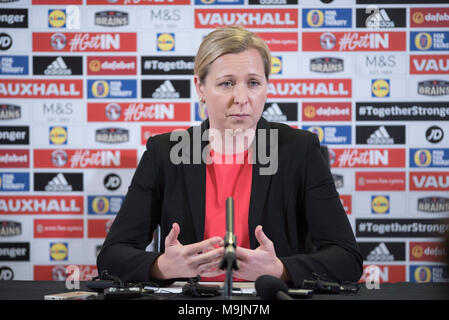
0,79 -> 82,99
257,32 -> 298,52
267,79 -> 351,99
339,195 -> 352,214
88,219 -> 114,238
411,8 -> 449,28
0,149 -> 29,168
410,55 -> 449,74
409,172 -> 449,191
34,149 -> 137,169
330,149 -> 406,168
360,265 -> 406,283
86,0 -> 189,4
0,196 -> 83,215
194,9 -> 298,29
34,265 -> 98,281
87,56 -> 137,75
141,126 -> 189,145
302,102 -> 351,121
33,0 -> 82,3
87,102 -> 190,122
410,242 -> 447,262
356,172 -> 406,191
34,219 -> 84,238
33,32 -> 137,52
302,32 -> 406,52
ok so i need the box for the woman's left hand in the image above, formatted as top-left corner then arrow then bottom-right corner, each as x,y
233,225 -> 290,282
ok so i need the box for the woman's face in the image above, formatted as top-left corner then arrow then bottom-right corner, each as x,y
194,48 -> 268,134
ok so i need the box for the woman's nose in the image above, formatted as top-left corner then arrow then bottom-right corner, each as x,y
233,84 -> 249,106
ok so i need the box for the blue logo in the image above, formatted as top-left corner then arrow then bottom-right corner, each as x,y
88,195 -> 125,215
410,265 -> 448,283
410,148 -> 449,168
87,80 -> 137,99
0,173 -> 29,192
303,125 -> 351,145
0,56 -> 28,75
194,0 -> 244,5
410,32 -> 449,51
302,9 -> 352,28
194,102 -> 208,122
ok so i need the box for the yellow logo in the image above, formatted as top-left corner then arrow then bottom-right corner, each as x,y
303,106 -> 316,119
89,59 -> 102,73
91,80 -> 110,98
48,9 -> 67,28
415,32 -> 432,50
49,126 -> 68,145
411,245 -> 424,259
271,56 -> 282,75
372,79 -> 390,98
157,33 -> 175,52
92,196 -> 110,214
200,0 -> 216,3
50,243 -> 68,261
307,10 -> 325,28
307,126 -> 324,143
414,266 -> 432,283
412,11 -> 424,25
197,103 -> 208,121
371,195 -> 390,214
414,149 -> 432,167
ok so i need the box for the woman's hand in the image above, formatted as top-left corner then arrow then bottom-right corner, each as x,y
233,225 -> 290,282
150,223 -> 225,279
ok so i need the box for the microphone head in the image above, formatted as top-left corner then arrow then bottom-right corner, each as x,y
255,275 -> 289,300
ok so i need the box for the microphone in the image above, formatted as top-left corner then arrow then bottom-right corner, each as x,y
255,275 -> 294,300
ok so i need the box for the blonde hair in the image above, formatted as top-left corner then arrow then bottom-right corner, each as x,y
194,26 -> 271,83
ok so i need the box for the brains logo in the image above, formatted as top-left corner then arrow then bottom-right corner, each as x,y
307,126 -> 324,143
414,266 -> 432,283
91,80 -> 110,98
92,196 -> 110,214
50,242 -> 68,261
157,33 -> 175,52
415,32 -> 433,51
371,195 -> 390,214
270,56 -> 282,75
49,126 -> 68,145
307,10 -> 325,28
414,149 -> 432,167
371,79 -> 390,98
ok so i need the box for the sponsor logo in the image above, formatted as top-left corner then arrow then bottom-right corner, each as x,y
95,127 -> 129,144
87,56 -> 136,75
303,125 -> 351,145
262,102 -> 297,122
410,265 -> 448,283
302,31 -> 406,52
0,104 -> 20,120
48,9 -> 67,28
363,54 -> 397,74
103,173 -> 121,191
34,172 -> 83,192
86,0 -> 189,4
88,219 -> 114,238
0,266 -> 13,280
356,218 -> 449,238
417,80 -> 449,96
356,125 -> 405,145
0,126 -> 29,145
330,148 -> 405,168
360,265 -> 406,283
257,32 -> 298,52
426,126 -> 444,144
371,195 -> 390,214
194,0 -> 243,4
0,33 -> 12,51
270,56 -> 282,75
339,194 -> 351,214
33,32 -> 137,52
410,172 -> 449,191
195,102 -> 208,121
33,56 -> 82,76
88,102 -> 190,122
0,243 -> 29,261
34,149 -> 137,169
248,0 -> 297,4
418,197 -> 449,213
0,9 -> 28,28
0,79 -> 82,99
49,242 -> 68,261
358,242 -> 405,262
88,79 -> 136,99
0,221 -> 21,237
410,8 -> 449,28
410,148 -> 449,168
0,172 -> 29,192
95,11 -> 129,27
49,126 -> 68,145
411,32 -> 449,51
356,8 -> 405,28
0,196 -> 83,214
88,195 -> 125,215
156,33 -> 175,51
267,79 -> 351,98
410,242 -> 447,262
356,171 -> 406,191
410,55 -> 449,74
141,79 -> 190,99
356,102 -> 449,121
141,56 -> 194,75
33,264 -> 97,281
371,79 -> 390,98
302,102 -> 351,121
195,8 -> 298,28
303,8 -> 351,28
141,126 -> 188,145
332,174 -> 343,189
0,56 -> 28,75
146,8 -> 182,28
310,57 -> 344,73
0,149 -> 29,168
34,219 -> 83,238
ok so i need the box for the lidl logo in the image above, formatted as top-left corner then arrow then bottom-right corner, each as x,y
50,242 -> 68,261
271,56 -> 282,75
371,79 -> 390,98
48,9 -> 67,28
371,195 -> 390,214
157,33 -> 175,52
195,102 -> 208,121
49,126 -> 68,145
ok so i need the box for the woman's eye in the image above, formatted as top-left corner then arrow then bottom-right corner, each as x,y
220,81 -> 233,87
249,80 -> 260,87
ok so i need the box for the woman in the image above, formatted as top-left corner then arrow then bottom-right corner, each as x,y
97,26 -> 363,288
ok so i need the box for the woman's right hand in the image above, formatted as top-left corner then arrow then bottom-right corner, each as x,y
150,223 -> 225,279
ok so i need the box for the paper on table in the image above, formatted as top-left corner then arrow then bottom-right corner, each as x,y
144,281 -> 256,295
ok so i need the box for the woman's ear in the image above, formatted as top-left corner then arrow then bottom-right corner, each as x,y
194,75 -> 205,100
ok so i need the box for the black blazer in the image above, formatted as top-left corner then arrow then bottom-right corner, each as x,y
97,118 -> 363,287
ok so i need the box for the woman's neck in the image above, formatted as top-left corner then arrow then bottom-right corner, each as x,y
208,127 -> 256,155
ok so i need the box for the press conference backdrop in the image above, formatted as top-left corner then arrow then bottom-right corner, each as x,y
0,0 -> 449,284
